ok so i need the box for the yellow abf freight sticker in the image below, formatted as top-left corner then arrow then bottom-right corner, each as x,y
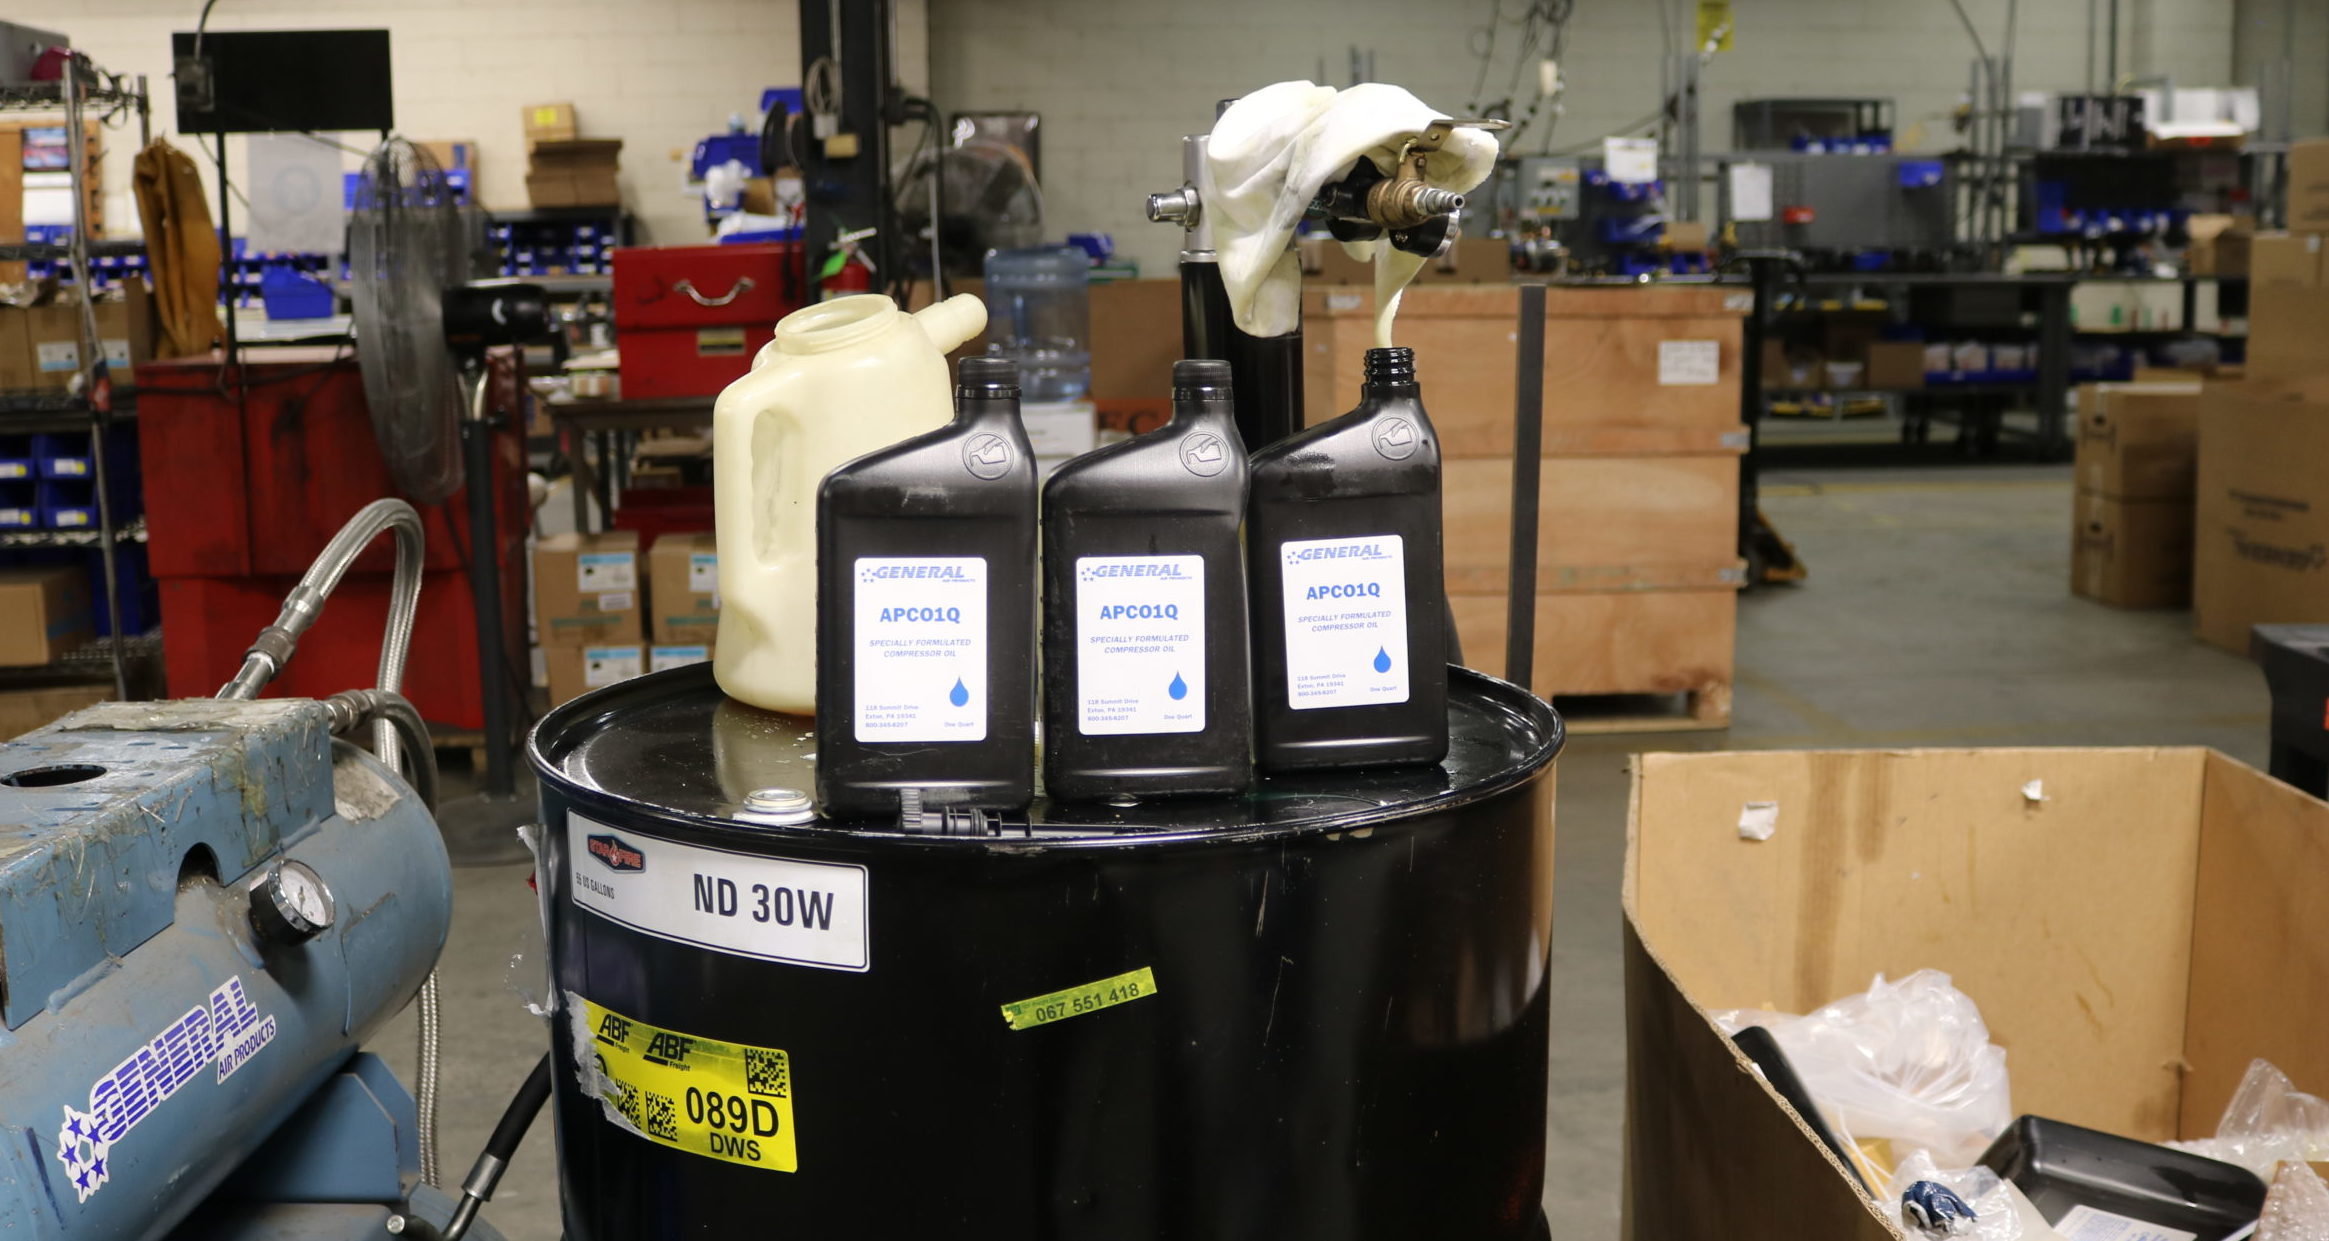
576,995 -> 799,1172
998,966 -> 1159,1031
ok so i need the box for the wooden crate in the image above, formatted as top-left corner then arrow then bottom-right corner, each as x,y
1442,454 -> 1745,594
1449,591 -> 1736,731
1301,284 -> 1751,448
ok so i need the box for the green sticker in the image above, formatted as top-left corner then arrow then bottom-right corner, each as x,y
999,967 -> 1159,1031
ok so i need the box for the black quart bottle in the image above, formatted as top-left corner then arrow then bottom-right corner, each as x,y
1041,358 -> 1252,801
1247,345 -> 1448,772
814,356 -> 1038,819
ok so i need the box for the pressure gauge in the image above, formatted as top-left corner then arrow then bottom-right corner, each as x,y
251,860 -> 335,944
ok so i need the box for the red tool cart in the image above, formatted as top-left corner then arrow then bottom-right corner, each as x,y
611,241 -> 806,399
136,352 -> 528,731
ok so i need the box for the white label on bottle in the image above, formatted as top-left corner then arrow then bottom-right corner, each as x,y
689,551 -> 719,593
1075,554 -> 1205,736
583,645 -> 644,686
2049,1205 -> 2196,1241
566,815 -> 869,972
853,557 -> 987,743
578,551 -> 637,592
1278,535 -> 1409,710
1658,339 -> 1722,385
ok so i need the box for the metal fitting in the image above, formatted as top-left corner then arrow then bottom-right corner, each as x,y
1147,186 -> 1198,226
736,787 -> 816,827
1367,180 -> 1466,230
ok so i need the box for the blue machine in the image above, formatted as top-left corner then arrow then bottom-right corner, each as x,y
0,501 -> 518,1241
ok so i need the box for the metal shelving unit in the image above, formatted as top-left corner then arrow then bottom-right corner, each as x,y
2,55 -> 150,698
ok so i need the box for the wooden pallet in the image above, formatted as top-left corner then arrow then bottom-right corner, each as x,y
428,727 -> 491,773
1551,685 -> 1732,735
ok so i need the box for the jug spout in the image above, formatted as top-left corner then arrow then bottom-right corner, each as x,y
912,293 -> 989,354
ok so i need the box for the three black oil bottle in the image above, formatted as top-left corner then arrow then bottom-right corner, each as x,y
814,356 -> 1038,819
1246,345 -> 1448,772
1041,358 -> 1252,800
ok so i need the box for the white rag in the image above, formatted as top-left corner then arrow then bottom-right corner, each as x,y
1206,81 -> 1499,344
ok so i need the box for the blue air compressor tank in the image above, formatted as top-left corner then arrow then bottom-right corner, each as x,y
531,662 -> 1562,1240
0,699 -> 452,1240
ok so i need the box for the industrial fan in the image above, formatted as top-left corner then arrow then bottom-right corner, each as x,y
891,135 -> 1045,283
347,139 -> 481,505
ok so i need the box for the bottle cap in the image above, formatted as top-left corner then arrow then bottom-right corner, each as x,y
1362,347 -> 1417,385
1172,358 -> 1233,397
957,356 -> 1020,397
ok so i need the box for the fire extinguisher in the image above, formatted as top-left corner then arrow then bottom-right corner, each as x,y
818,227 -> 876,300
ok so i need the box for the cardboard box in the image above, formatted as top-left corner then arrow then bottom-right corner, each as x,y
93,281 -> 155,372
545,642 -> 644,706
648,643 -> 712,673
2288,136 -> 2329,233
523,102 -> 578,145
1623,747 -> 2329,1241
419,139 -> 478,176
2194,382 -> 2329,651
2074,490 -> 2194,608
1863,341 -> 1925,390
2074,382 -> 2201,499
2186,214 -> 2250,277
2244,282 -> 2329,385
647,531 -> 719,644
1089,279 -> 1180,402
0,566 -> 92,665
24,303 -> 81,391
534,531 -> 642,647
527,138 -> 621,207
0,306 -> 32,389
0,683 -> 108,740
2251,231 -> 2326,286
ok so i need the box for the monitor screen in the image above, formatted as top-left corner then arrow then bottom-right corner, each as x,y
171,29 -> 392,135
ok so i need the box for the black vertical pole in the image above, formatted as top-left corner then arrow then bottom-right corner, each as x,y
1505,284 -> 1547,690
462,398 -> 515,799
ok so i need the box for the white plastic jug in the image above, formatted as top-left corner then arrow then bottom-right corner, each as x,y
713,292 -> 988,714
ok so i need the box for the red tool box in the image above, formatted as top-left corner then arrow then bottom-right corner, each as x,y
136,353 -> 528,730
612,242 -> 806,399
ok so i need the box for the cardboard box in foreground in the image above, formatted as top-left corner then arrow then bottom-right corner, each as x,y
2194,383 -> 2329,651
1624,747 -> 2329,1241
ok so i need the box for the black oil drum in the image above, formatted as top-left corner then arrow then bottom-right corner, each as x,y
531,663 -> 1562,1241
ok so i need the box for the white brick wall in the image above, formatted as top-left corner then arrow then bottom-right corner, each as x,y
16,0 -> 930,248
931,0 -> 2237,277
2232,0 -> 2329,143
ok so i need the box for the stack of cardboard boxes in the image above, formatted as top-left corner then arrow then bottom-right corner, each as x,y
522,103 -> 621,209
2191,138 -> 2329,651
2071,382 -> 2201,608
534,530 -> 719,706
0,281 -> 158,391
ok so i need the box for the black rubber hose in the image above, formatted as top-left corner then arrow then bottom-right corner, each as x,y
440,1053 -> 554,1241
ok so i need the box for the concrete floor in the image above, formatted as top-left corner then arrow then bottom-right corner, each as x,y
374,463 -> 2271,1241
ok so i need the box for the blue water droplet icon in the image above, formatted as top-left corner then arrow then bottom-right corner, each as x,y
948,677 -> 970,707
1167,672 -> 1188,701
1372,647 -> 1393,673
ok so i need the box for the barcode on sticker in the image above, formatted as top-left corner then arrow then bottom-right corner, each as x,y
2050,1205 -> 2197,1241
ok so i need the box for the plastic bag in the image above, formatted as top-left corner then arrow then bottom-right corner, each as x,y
1885,1150 -> 2066,1240
2260,1161 -> 2329,1241
2167,1060 -> 2329,1182
1713,971 -> 2013,1168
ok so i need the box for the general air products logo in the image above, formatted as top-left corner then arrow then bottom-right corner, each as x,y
1179,430 -> 1228,477
58,976 -> 277,1202
962,432 -> 1014,480
589,833 -> 647,873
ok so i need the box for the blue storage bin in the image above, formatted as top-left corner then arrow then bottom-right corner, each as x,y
0,481 -> 35,529
0,435 -> 34,482
260,268 -> 336,320
32,431 -> 93,481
